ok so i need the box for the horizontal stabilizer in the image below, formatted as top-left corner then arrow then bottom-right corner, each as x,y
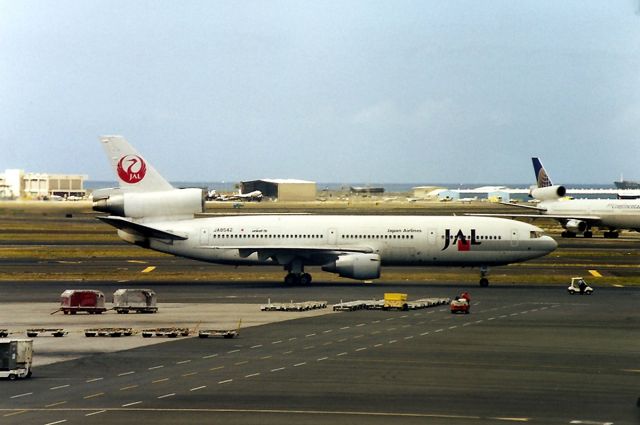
97,216 -> 188,240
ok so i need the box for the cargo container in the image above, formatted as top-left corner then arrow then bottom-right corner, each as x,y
59,289 -> 106,314
383,293 -> 408,311
0,339 -> 33,380
113,288 -> 157,314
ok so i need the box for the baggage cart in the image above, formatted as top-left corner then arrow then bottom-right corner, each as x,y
58,289 -> 107,315
113,288 -> 158,313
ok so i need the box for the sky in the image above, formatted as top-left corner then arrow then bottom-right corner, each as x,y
1,0 -> 640,184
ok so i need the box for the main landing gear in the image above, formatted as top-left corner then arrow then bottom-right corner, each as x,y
479,266 -> 490,287
283,260 -> 313,285
284,273 -> 312,285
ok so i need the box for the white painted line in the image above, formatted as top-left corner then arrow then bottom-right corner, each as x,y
569,421 -> 614,425
404,336 -> 414,340
283,350 -> 294,354
209,366 -> 224,371
152,378 -> 169,383
227,350 -> 240,354
462,323 -> 471,327
50,385 -> 70,390
317,357 -> 328,361
322,342 -> 333,346
86,377 -> 103,383
182,372 -> 198,377
340,326 -> 351,330
85,410 -> 106,417
499,315 -> 507,319
157,393 -> 175,399
245,373 -> 261,378
83,392 -> 104,399
337,338 -> 347,342
355,347 -> 367,352
420,331 -> 430,336
218,379 -> 233,384
388,339 -> 397,344
271,367 -> 286,372
177,360 -> 192,364
118,371 -> 135,376
234,361 -> 248,366
294,362 -> 307,367
303,345 -> 315,350
356,323 -> 366,327
387,327 -> 397,331
45,420 -> 67,425
434,329 -> 443,333
272,340 -> 282,344
120,385 -> 138,391
449,326 -> 457,330
401,324 -> 411,328
190,386 -> 207,391
353,335 -> 364,339
250,344 -> 263,349
202,354 -> 219,359
370,330 -> 381,335
288,337 -> 297,341
374,343 -> 383,348
260,355 -> 272,360
488,318 -> 496,321
46,401 -> 67,408
122,401 -> 142,407
323,329 -> 333,333
10,392 -> 32,399
490,417 -> 530,422
3,410 -> 27,417
305,333 -> 317,337
510,313 -> 519,317
386,318 -> 394,321
148,365 -> 164,370
337,352 -> 348,356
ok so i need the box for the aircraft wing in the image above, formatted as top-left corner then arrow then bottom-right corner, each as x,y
497,201 -> 547,212
97,216 -> 189,240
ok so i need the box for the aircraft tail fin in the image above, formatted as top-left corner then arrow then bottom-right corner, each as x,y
532,157 -> 553,188
100,136 -> 174,192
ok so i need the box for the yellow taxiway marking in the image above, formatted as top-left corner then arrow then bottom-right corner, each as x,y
141,266 -> 156,273
588,270 -> 602,277
613,284 -> 625,288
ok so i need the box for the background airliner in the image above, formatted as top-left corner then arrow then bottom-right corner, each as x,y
477,157 -> 640,238
93,136 -> 556,286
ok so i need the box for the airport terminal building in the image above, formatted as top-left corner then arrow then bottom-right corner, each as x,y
0,169 -> 87,199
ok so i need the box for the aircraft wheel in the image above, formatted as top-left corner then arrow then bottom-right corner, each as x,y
479,278 -> 489,287
583,231 -> 593,238
300,273 -> 312,285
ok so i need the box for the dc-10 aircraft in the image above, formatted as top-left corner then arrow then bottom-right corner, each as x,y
475,158 -> 640,238
92,136 -> 557,287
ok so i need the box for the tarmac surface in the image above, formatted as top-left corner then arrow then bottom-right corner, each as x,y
1,283 -> 638,425
1,205 -> 639,424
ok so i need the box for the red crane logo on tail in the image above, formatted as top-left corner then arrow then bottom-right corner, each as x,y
117,155 -> 147,184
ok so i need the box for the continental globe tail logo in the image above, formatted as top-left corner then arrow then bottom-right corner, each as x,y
117,155 -> 147,184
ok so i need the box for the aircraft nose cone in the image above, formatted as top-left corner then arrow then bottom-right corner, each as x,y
541,235 -> 557,252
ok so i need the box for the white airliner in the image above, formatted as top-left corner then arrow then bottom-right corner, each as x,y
92,136 -> 557,287
476,158 -> 640,238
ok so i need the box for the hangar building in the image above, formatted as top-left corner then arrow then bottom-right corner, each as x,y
240,179 -> 316,201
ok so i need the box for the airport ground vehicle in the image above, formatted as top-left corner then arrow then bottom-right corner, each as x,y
59,289 -> 107,314
450,292 -> 471,314
568,277 -> 593,295
383,293 -> 408,311
0,339 -> 33,380
113,288 -> 157,313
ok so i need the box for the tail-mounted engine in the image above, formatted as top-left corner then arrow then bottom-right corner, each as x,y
530,185 -> 566,201
93,188 -> 204,219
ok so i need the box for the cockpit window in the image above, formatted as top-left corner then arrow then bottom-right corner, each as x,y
529,231 -> 544,239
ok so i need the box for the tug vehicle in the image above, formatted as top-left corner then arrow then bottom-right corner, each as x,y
450,292 -> 471,314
